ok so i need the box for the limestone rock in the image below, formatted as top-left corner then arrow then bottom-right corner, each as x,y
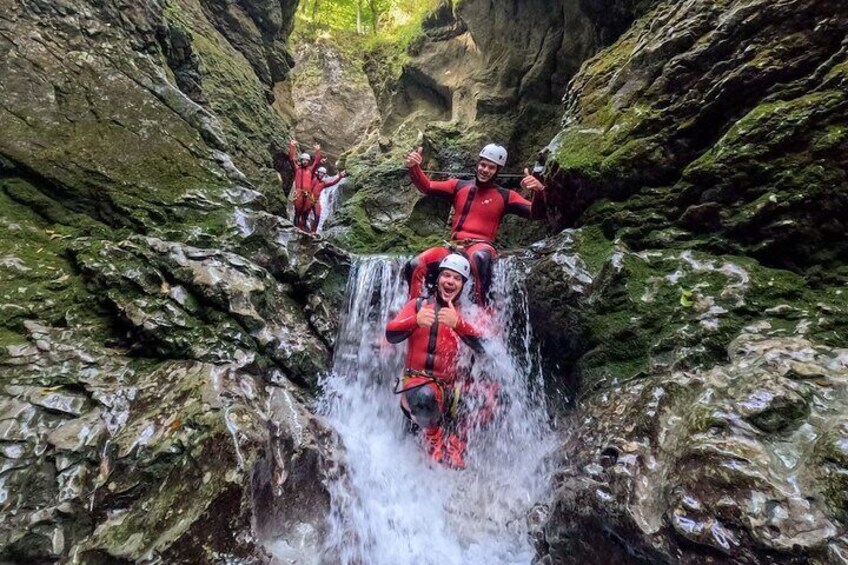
544,0 -> 848,280
0,324 -> 342,563
537,333 -> 848,563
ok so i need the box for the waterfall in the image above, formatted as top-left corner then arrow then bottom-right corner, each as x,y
315,180 -> 345,234
318,256 -> 555,564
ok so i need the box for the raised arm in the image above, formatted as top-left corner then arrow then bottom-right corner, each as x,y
506,168 -> 547,220
288,140 -> 297,168
385,300 -> 420,344
322,171 -> 346,188
405,146 -> 458,198
310,144 -> 322,173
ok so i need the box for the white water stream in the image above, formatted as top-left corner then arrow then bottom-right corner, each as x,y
318,256 -> 555,564
315,180 -> 344,234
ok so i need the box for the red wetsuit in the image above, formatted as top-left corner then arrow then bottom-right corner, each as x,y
308,174 -> 344,233
386,296 -> 493,468
288,141 -> 322,230
386,295 -> 484,383
406,164 -> 545,303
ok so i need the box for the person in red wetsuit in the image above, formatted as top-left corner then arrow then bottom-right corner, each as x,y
404,144 -> 547,304
288,139 -> 322,231
386,254 -> 489,469
307,166 -> 347,233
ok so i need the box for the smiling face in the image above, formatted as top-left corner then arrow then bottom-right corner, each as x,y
437,269 -> 464,303
300,158 -> 310,167
476,158 -> 499,183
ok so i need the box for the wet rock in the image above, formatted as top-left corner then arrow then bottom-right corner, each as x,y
0,323 -> 342,563
544,0 -> 848,279
537,333 -> 848,563
290,41 -> 380,158
525,229 -> 848,397
73,235 -> 332,386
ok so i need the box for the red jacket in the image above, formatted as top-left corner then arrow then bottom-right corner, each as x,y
407,164 -> 543,242
385,296 -> 484,383
289,141 -> 322,193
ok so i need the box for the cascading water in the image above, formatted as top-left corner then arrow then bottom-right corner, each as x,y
318,256 -> 555,564
315,180 -> 345,234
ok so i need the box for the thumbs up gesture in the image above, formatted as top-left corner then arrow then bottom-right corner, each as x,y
521,167 -> 545,192
405,146 -> 424,169
417,304 -> 436,328
438,299 -> 459,329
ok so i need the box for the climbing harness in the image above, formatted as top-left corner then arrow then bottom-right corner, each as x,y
393,369 -> 463,420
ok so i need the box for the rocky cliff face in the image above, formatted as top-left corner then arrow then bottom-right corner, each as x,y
325,0 -> 629,252
323,0 -> 670,253
544,0 -> 848,280
289,39 -> 380,160
527,0 -> 848,562
0,0 -> 350,561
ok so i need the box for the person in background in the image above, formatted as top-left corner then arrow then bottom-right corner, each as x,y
288,139 -> 322,231
308,166 -> 347,233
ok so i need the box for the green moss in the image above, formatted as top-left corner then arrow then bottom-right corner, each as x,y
0,181 -> 105,333
571,242 -> 848,391
573,226 -> 614,276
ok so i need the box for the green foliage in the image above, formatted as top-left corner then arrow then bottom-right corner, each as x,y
295,0 -> 438,38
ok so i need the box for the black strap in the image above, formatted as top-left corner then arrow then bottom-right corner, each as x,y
393,370 -> 440,395
453,180 -> 476,236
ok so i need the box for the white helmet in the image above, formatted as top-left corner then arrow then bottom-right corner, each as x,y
438,254 -> 471,281
479,144 -> 508,167
317,166 -> 328,175
299,152 -> 311,161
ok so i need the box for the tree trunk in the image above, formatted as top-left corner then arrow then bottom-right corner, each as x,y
368,0 -> 377,34
356,0 -> 363,34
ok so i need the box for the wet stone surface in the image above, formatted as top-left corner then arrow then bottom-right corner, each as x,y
0,322 -> 342,563
537,331 -> 848,564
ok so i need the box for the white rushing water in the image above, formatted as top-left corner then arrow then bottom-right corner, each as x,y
318,256 -> 555,565
315,180 -> 344,235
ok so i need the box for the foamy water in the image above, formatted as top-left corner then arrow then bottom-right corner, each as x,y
316,256 -> 555,565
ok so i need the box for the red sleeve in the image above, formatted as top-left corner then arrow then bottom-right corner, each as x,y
505,189 -> 547,220
408,165 -> 458,198
323,175 -> 343,188
505,190 -> 532,218
310,148 -> 323,173
288,141 -> 297,167
386,300 -> 419,343
454,313 -> 485,353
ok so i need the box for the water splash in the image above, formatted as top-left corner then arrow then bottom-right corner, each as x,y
316,180 -> 345,234
318,256 -> 555,564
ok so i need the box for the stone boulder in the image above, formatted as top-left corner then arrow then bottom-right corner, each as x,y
537,332 -> 848,563
0,323 -> 342,563
543,0 -> 848,280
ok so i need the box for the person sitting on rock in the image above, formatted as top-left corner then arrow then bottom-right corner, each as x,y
308,166 -> 347,233
288,139 -> 322,231
404,143 -> 546,304
385,254 -> 496,469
